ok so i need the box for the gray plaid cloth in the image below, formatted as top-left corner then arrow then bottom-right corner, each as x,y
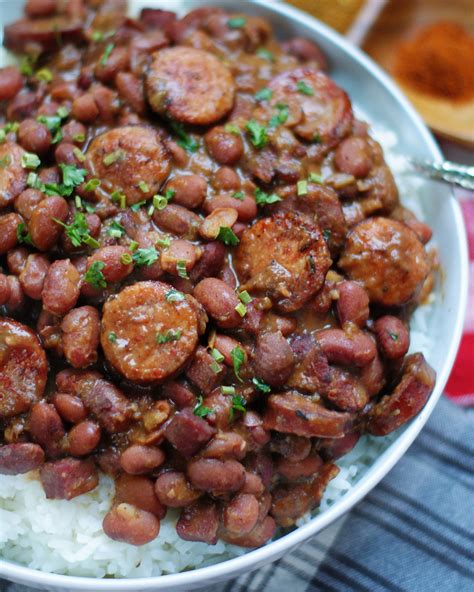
1,396 -> 473,592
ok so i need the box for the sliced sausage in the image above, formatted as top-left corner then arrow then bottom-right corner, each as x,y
339,217 -> 430,307
0,443 -> 44,475
165,407 -> 216,457
85,126 -> 170,206
4,17 -> 83,53
263,392 -> 353,438
40,458 -> 98,500
0,318 -> 47,418
78,376 -> 133,434
101,281 -> 201,383
234,211 -> 331,313
185,346 -> 224,394
146,46 -> 235,125
367,353 -> 436,436
268,67 -> 352,148
61,306 -> 100,368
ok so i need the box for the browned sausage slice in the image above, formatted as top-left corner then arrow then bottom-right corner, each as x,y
85,126 -> 170,206
367,353 -> 436,436
0,318 -> 47,418
146,47 -> 235,125
0,443 -> 44,475
40,457 -> 98,500
101,281 -> 201,383
338,217 -> 430,307
0,143 -> 28,208
234,211 -> 331,312
263,392 -> 353,438
268,67 -> 353,148
4,17 -> 83,52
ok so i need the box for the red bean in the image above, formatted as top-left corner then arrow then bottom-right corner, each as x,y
164,140 -> 188,167
270,434 -> 311,462
87,247 -> 133,283
213,334 -> 244,367
160,240 -> 198,276
187,458 -> 245,494
95,46 -> 129,83
5,275 -> 25,312
0,213 -> 22,255
189,241 -> 226,282
374,315 -> 410,359
115,473 -> 166,518
115,72 -> 146,114
223,493 -> 259,536
28,401 -> 65,458
0,273 -> 11,305
0,443 -> 45,475
212,167 -> 241,191
176,499 -> 219,544
253,331 -> 295,387
153,204 -> 201,240
0,66 -> 23,100
154,471 -> 202,507
335,137 -> 373,178
205,126 -> 244,165
18,119 -> 52,154
282,37 -> 327,69
199,207 -> 238,241
68,421 -> 101,456
161,381 -> 196,408
222,515 -> 276,547
193,278 -> 242,328
316,328 -> 376,367
336,280 -> 370,328
7,247 -> 28,275
201,432 -> 247,460
103,503 -> 160,546
120,445 -> 165,475
61,306 -> 100,368
51,393 -> 87,424
42,259 -> 81,316
55,142 -> 81,166
204,192 -> 257,222
61,120 -> 86,145
29,196 -> 69,251
165,174 -> 207,209
241,471 -> 265,495
19,254 -> 50,300
14,188 -> 44,221
72,93 -> 99,123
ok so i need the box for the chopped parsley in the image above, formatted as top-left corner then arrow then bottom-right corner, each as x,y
255,187 -> 281,206
193,394 -> 212,418
269,103 -> 289,127
388,331 -> 399,341
21,153 -> 40,169
130,200 -> 146,212
16,222 -> 33,246
255,87 -> 273,102
108,331 -> 117,343
84,261 -> 106,289
132,247 -> 159,266
216,226 -> 239,246
322,228 -> 331,242
107,220 -> 125,238
53,212 -> 99,249
252,377 -> 271,394
103,149 -> 125,167
256,48 -> 275,62
230,395 -> 246,420
230,346 -> 245,382
165,289 -> 185,303
227,16 -> 246,29
37,107 -> 69,144
296,80 -> 314,96
169,120 -> 199,153
156,329 -> 182,344
297,180 -> 308,196
19,55 -> 35,76
232,191 -> 244,200
246,119 -> 268,149
60,163 -> 86,188
100,42 -> 115,66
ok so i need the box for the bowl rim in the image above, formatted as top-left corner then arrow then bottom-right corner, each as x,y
0,0 -> 469,589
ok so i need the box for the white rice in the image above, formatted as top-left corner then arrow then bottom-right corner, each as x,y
0,122 -> 436,578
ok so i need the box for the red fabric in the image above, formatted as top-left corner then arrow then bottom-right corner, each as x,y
445,195 -> 474,406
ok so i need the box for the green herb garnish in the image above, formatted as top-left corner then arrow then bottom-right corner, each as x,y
252,377 -> 271,393
53,212 -> 99,249
246,119 -> 268,149
217,226 -> 239,246
255,87 -> 273,102
156,329 -> 182,344
21,153 -> 40,169
269,103 -> 289,127
84,261 -> 106,289
107,220 -> 125,238
230,346 -> 245,382
16,222 -> 33,246
296,80 -> 314,96
228,16 -> 246,29
165,289 -> 185,303
193,394 -> 212,418
230,395 -> 246,420
255,187 -> 281,206
169,120 -> 199,153
100,42 -> 115,66
132,247 -> 159,266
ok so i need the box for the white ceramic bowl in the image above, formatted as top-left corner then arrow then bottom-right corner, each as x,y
0,1 -> 469,590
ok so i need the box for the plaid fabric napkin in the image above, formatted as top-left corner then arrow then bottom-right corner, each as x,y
1,397 -> 472,592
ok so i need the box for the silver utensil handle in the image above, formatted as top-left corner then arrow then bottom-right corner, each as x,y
409,159 -> 474,191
